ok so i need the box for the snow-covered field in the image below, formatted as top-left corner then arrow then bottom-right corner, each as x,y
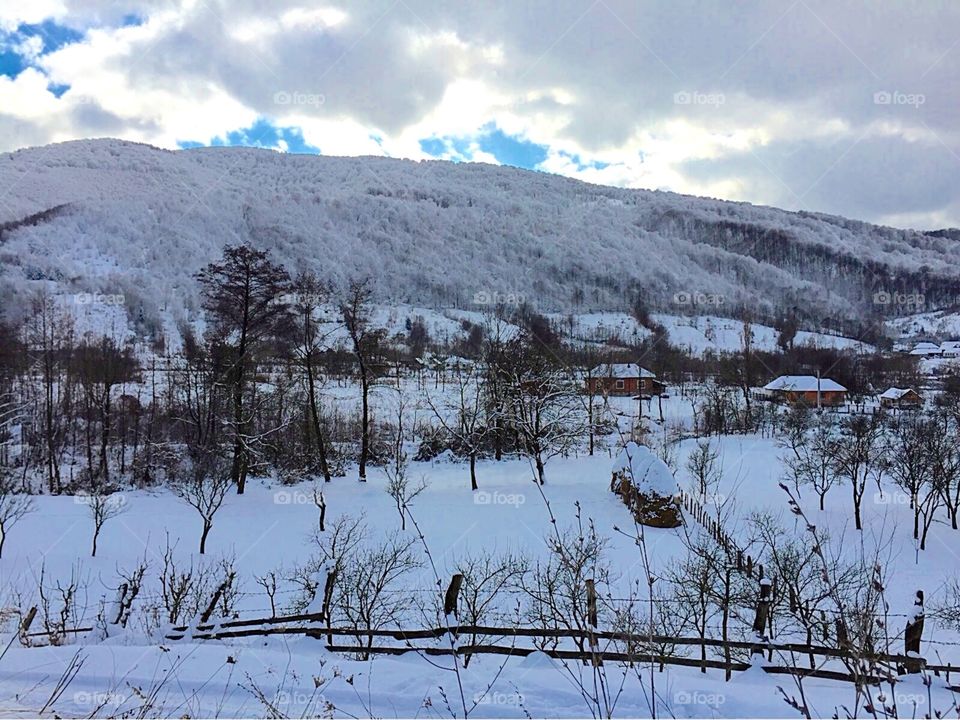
3,387 -> 960,718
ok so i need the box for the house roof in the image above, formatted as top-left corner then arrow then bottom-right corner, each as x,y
941,341 -> 960,351
910,342 -> 942,355
763,375 -> 847,393
879,387 -> 919,400
589,363 -> 656,379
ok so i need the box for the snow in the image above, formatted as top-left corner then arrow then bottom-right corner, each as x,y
4,389 -> 960,716
762,375 -> 847,392
612,442 -> 677,497
879,387 -> 914,400
589,362 -> 656,378
1,139 -> 957,340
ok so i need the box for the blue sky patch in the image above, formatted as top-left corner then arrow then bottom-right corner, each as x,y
419,124 -> 549,169
0,20 -> 85,78
178,119 -> 322,154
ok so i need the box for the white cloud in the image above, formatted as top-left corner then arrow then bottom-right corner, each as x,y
0,0 -> 957,228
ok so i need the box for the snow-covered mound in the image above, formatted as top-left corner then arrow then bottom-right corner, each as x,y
613,442 -> 677,498
1,139 -> 958,336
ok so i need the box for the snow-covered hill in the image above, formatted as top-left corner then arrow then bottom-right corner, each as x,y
1,139 -> 958,339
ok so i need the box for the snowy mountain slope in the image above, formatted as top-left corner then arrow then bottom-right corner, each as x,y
1,139 -> 958,338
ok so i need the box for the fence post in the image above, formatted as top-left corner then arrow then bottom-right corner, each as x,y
752,579 -> 772,653
444,573 -> 464,619
322,570 -> 337,644
904,590 -> 924,674
201,573 -> 235,625
585,579 -> 602,668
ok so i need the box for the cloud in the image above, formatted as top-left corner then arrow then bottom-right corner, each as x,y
0,0 -> 957,228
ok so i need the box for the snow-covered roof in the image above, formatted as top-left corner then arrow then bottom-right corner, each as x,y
941,341 -> 960,351
590,363 -> 656,379
910,342 -> 942,355
879,387 -> 918,400
763,375 -> 847,392
612,442 -> 677,498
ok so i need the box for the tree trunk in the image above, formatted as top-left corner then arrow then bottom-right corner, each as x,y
231,373 -> 247,494
358,365 -> 369,481
306,359 -> 332,482
200,521 -> 212,554
99,388 -> 111,483
470,452 -> 478,491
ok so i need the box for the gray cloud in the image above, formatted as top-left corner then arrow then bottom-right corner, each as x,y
1,0 -> 957,227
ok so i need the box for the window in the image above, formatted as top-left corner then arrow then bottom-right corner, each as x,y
615,379 -> 624,389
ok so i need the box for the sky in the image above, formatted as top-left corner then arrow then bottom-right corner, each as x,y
0,1 -> 957,230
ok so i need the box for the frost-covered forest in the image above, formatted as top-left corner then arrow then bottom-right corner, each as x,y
1,139 -> 958,343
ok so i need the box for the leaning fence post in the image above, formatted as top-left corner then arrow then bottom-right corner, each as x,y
0,606 -> 36,663
444,573 -> 464,619
904,590 -> 924,674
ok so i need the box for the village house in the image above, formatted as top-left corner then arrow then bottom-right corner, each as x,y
910,342 -> 943,357
585,363 -> 665,397
762,375 -> 848,407
940,341 -> 960,358
879,387 -> 923,409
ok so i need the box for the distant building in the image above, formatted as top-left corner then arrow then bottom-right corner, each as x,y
762,375 -> 848,407
940,341 -> 960,358
879,387 -> 923,409
910,342 -> 943,357
585,363 -> 665,397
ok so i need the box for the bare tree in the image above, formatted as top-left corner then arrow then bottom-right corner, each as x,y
830,415 -> 883,530
72,337 -> 138,484
0,471 -> 34,559
85,488 -> 127,557
23,292 -> 74,494
686,439 -> 721,501
331,532 -> 420,654
784,416 -> 838,511
171,448 -> 231,554
502,335 -> 586,484
426,368 -> 489,490
291,271 -> 336,482
340,278 -> 382,482
887,415 -> 935,541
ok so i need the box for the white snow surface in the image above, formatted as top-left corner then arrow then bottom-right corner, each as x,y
612,441 -> 678,497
